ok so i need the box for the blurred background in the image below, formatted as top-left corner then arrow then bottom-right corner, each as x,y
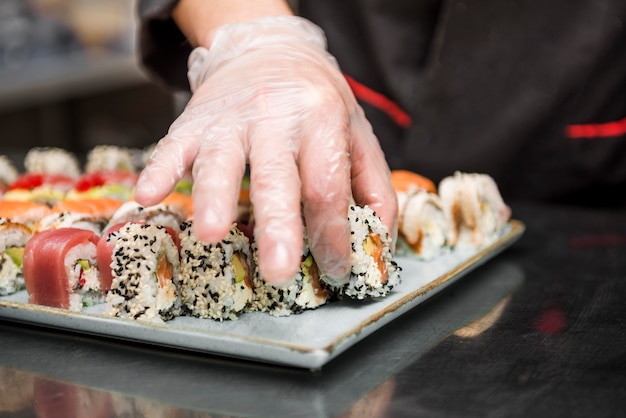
0,0 -> 177,169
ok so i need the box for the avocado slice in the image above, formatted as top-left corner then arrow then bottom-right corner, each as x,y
76,259 -> 90,271
5,247 -> 24,268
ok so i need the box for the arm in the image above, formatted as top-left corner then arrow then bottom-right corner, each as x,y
172,0 -> 294,48
135,1 -> 398,285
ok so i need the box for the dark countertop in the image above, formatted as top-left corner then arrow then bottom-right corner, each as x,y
1,202 -> 625,417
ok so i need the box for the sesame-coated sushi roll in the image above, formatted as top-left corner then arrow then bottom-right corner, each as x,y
249,232 -> 332,317
85,145 -> 137,173
103,222 -> 182,322
0,219 -> 32,295
178,221 -> 253,320
325,205 -> 401,300
24,147 -> 81,179
23,228 -> 102,311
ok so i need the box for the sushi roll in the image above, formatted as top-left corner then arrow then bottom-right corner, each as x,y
52,197 -> 123,220
66,170 -> 138,202
24,147 -> 81,179
396,188 -> 450,260
3,173 -> 76,205
236,175 -> 254,240
33,212 -> 106,236
178,221 -> 253,320
0,219 -> 32,295
85,145 -> 137,173
0,155 -> 19,196
391,169 -> 437,194
324,205 -> 401,300
161,192 -> 193,220
0,200 -> 52,228
6,147 -> 78,204
103,201 -> 186,235
23,228 -> 102,311
102,222 -> 182,322
249,231 -> 332,317
438,172 -> 511,247
35,198 -> 124,235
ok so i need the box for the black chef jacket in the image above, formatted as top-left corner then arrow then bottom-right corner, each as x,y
138,0 -> 626,206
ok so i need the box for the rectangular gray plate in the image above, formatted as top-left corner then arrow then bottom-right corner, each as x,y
0,220 -> 525,369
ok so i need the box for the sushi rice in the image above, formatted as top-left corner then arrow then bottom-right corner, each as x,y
24,147 -> 81,179
104,222 -> 182,322
179,221 -> 253,320
325,205 -> 401,300
64,242 -> 102,311
85,145 -> 137,173
104,201 -> 187,235
249,231 -> 332,317
396,188 -> 450,260
0,218 -> 32,296
34,211 -> 107,235
0,155 -> 19,190
438,171 -> 511,248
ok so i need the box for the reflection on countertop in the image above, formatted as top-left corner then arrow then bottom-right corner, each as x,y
0,258 -> 523,418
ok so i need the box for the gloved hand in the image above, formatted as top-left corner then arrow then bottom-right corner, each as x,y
134,16 -> 397,284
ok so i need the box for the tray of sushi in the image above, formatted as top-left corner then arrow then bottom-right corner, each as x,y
0,147 -> 525,369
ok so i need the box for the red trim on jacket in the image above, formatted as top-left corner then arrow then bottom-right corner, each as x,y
344,74 -> 412,128
566,117 -> 626,139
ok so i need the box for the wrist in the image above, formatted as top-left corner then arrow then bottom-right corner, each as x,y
186,16 -> 329,92
173,0 -> 294,49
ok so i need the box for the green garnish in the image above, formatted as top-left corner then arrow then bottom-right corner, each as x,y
76,259 -> 90,271
5,247 -> 24,268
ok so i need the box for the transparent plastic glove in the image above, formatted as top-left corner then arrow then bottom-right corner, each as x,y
134,16 -> 397,284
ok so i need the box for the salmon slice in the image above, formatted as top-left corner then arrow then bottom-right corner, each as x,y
391,170 -> 436,194
51,198 -> 123,219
